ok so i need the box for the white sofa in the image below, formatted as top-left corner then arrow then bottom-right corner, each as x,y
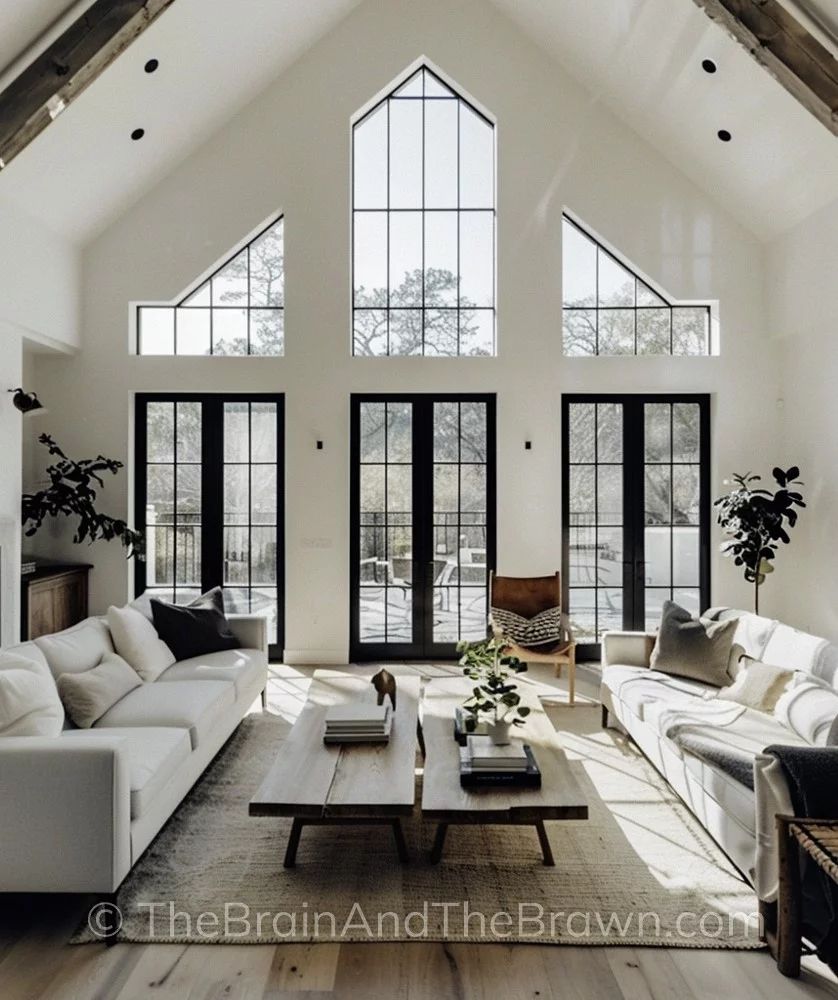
600,608 -> 838,906
0,612 -> 268,895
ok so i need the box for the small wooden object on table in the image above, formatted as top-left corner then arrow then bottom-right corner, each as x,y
775,814 -> 838,977
249,670 -> 420,867
421,677 -> 588,865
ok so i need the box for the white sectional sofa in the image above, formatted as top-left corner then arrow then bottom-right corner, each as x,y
600,608 -> 838,907
0,612 -> 267,895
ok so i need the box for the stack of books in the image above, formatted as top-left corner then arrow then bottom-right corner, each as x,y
459,735 -> 541,788
323,703 -> 392,744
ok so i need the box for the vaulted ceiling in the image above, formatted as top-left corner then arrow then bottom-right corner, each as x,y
0,0 -> 836,245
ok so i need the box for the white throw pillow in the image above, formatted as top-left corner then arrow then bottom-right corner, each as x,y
56,652 -> 142,728
107,604 -> 175,682
0,653 -> 64,736
775,675 -> 838,746
716,657 -> 793,714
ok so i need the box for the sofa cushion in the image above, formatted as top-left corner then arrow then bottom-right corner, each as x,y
724,613 -> 779,678
157,647 -> 264,699
649,601 -> 736,686
151,587 -> 241,662
0,653 -> 65,736
1,641 -> 50,670
93,679 -> 235,749
56,652 -> 142,728
61,726 -> 192,819
107,604 -> 175,682
775,677 -> 838,746
603,664 -> 716,721
34,617 -> 114,679
762,624 -> 838,685
716,658 -> 793,714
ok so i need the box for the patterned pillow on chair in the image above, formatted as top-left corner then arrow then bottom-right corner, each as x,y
490,606 -> 564,652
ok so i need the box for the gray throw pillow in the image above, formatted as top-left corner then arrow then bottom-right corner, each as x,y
57,652 -> 142,728
649,601 -> 737,686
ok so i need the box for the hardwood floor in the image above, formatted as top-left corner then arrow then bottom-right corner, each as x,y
2,662 -> 836,1000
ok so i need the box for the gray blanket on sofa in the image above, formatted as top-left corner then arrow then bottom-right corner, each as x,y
669,731 -> 755,790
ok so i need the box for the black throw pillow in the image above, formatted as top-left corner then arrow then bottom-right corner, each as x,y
150,587 -> 241,662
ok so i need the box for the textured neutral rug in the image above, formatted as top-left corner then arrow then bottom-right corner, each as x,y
72,701 -> 762,947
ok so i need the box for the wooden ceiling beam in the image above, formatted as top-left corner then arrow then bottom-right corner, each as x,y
691,0 -> 838,135
0,0 -> 178,169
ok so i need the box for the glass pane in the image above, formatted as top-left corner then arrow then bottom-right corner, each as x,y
673,465 -> 700,524
459,211 -> 493,308
568,588 -> 596,643
645,589 -> 671,631
175,527 -> 201,585
563,309 -> 597,356
389,212 -> 422,306
224,527 -> 250,585
459,105 -> 493,209
224,403 -> 249,462
354,212 -> 387,302
251,527 -> 277,585
424,99 -> 458,208
568,527 -> 596,585
676,588 -> 700,618
598,309 -> 634,354
176,402 -> 201,463
673,307 -> 709,355
645,466 -> 671,525
636,309 -> 671,354
147,402 -> 174,462
434,402 -> 459,462
597,403 -> 622,463
597,466 -> 622,524
434,464 -> 458,515
598,588 -> 623,636
562,220 -> 597,307
569,404 -> 595,463
644,404 -> 671,462
674,527 -> 700,586
637,281 -> 667,307
424,71 -> 455,98
175,309 -> 210,355
433,589 -> 459,644
212,249 -> 248,307
389,309 -> 423,355
354,308 -> 387,356
251,466 -> 277,523
460,587 -> 487,641
360,402 -> 386,462
597,527 -> 623,590
213,308 -> 248,355
387,591 -> 412,644
359,586 -> 385,643
250,309 -> 284,356
569,465 -> 595,523
672,404 -> 700,462
645,527 -> 671,585
224,466 -> 248,524
139,308 -> 174,355
386,403 -> 412,462
460,403 -> 486,462
460,465 -> 486,515
389,98 -> 423,208
598,253 -> 635,307
387,526 -> 412,574
353,104 -> 388,209
387,465 -> 411,515
181,284 -> 210,307
394,70 -> 423,98
425,212 -> 458,306
251,403 -> 277,463
461,309 -> 494,355
424,309 -> 459,356
361,465 -> 385,516
176,466 -> 201,519
249,220 -> 284,307
147,466 -> 174,519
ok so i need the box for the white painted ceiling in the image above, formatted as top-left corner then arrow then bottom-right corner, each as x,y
0,0 -> 836,245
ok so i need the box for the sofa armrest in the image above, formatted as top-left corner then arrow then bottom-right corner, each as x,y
227,614 -> 268,655
602,631 -> 655,669
754,752 -> 796,903
0,738 -> 132,893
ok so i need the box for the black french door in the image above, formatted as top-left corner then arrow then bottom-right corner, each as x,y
562,394 -> 710,660
350,394 -> 496,660
135,394 -> 284,660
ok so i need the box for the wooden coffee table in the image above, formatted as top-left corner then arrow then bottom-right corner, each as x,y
421,677 -> 588,864
249,670 -> 420,867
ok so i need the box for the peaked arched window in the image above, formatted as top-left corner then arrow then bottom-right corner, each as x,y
137,216 -> 284,356
352,65 -> 495,356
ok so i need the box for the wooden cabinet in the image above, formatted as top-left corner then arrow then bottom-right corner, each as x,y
21,564 -> 92,641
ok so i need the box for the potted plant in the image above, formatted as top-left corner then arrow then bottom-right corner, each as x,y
714,466 -> 805,614
22,434 -> 144,558
456,635 -> 530,745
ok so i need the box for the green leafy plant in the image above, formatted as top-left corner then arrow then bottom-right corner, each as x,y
22,434 -> 145,559
714,466 -> 805,614
456,634 -> 530,732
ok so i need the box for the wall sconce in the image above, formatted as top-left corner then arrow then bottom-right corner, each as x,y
8,388 -> 45,415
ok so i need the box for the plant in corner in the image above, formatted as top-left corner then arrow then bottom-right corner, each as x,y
22,434 -> 145,559
456,634 -> 530,745
714,466 -> 805,614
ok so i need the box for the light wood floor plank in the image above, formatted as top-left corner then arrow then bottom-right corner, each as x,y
264,943 -> 339,992
332,942 -> 408,999
540,946 -> 626,1000
113,943 -> 274,1000
605,947 -> 696,1000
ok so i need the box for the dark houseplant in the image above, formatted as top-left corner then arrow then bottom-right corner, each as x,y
714,466 -> 805,614
22,434 -> 144,558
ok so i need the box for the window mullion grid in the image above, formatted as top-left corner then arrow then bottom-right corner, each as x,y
594,403 -> 599,642
386,99 -> 391,356
384,405 -> 389,641
457,402 -> 462,642
457,100 -> 461,356
669,405 -> 674,606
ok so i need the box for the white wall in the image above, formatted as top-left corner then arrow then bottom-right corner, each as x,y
29,0 -> 777,660
0,326 -> 23,644
767,193 -> 838,639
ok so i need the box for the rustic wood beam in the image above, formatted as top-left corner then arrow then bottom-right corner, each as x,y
0,0 -> 179,169
691,0 -> 838,136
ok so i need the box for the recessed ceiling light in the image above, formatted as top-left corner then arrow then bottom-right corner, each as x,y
131,128 -> 145,141
717,129 -> 732,142
702,59 -> 717,74
144,59 -> 159,74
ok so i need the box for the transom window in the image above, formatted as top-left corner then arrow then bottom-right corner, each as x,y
352,65 -> 496,357
137,216 -> 284,356
562,215 -> 712,357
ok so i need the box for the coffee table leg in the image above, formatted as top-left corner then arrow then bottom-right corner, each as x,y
284,818 -> 304,868
430,823 -> 448,864
391,820 -> 410,864
416,719 -> 426,758
535,820 -> 555,866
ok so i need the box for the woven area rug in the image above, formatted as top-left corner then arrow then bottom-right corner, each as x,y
72,701 -> 762,947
